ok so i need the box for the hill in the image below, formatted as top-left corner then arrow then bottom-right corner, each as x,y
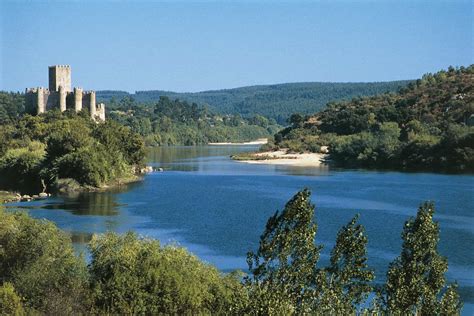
97,81 -> 411,124
107,96 -> 281,146
271,65 -> 473,172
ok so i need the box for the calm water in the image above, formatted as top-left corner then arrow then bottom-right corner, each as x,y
6,146 -> 474,312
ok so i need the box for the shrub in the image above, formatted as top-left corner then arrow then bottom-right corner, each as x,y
89,232 -> 246,314
0,282 -> 24,315
0,141 -> 45,193
0,208 -> 91,314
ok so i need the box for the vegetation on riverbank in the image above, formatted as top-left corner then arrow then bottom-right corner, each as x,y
107,96 -> 281,146
0,189 -> 462,314
271,66 -> 473,172
97,80 -> 411,124
0,110 -> 146,194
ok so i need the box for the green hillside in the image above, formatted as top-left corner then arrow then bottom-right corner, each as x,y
272,65 -> 473,172
97,81 -> 411,123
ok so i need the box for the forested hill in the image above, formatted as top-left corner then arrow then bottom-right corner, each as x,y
97,81 -> 411,123
273,65 -> 474,172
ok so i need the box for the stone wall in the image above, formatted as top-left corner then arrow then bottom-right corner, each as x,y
25,65 -> 105,121
48,65 -> 71,92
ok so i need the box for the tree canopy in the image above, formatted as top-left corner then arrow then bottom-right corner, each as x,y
97,80 -> 410,124
272,65 -> 474,172
0,190 -> 463,314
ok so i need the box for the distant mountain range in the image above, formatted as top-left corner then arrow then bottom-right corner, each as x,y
97,81 -> 412,123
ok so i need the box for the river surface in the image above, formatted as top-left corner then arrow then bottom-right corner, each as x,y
6,146 -> 474,313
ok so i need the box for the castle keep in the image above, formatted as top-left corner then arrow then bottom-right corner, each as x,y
26,65 -> 105,121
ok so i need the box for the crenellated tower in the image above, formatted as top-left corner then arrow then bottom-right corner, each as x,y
25,65 -> 105,121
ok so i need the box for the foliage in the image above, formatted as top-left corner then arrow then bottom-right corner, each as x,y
0,282 -> 24,315
97,81 -> 410,124
245,189 -> 322,314
0,207 -> 90,314
0,92 -> 24,124
384,202 -> 462,315
0,190 -> 464,314
89,232 -> 246,315
245,189 -> 375,314
273,65 -> 474,172
107,96 -> 281,146
321,214 -> 375,313
0,112 -> 145,193
0,141 -> 45,193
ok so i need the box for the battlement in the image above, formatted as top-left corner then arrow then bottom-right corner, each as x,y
25,65 -> 105,121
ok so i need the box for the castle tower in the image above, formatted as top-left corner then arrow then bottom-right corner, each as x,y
37,87 -> 45,114
26,65 -> 105,121
74,87 -> 83,112
97,103 -> 106,121
49,65 -> 71,92
89,91 -> 97,118
59,85 -> 66,112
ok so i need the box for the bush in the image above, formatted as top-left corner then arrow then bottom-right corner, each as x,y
0,282 -> 24,315
89,232 -> 246,314
0,141 -> 45,193
0,208 -> 90,314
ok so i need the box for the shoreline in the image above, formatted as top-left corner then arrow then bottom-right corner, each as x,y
1,170 -> 154,203
208,138 -> 268,146
233,150 -> 328,167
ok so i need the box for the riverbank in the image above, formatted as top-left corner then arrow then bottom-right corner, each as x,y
208,138 -> 268,146
0,166 -> 160,203
1,190 -> 51,203
232,149 -> 327,167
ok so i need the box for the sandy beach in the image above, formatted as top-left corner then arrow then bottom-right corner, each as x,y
208,138 -> 268,146
235,150 -> 327,167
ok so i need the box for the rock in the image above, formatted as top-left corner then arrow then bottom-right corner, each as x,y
158,167 -> 164,172
39,192 -> 48,198
21,194 -> 31,200
140,166 -> 154,173
320,146 -> 329,154
32,195 -> 39,199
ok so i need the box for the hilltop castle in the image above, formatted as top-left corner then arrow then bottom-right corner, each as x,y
26,65 -> 105,121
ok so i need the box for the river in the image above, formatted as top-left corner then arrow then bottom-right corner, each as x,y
6,145 -> 474,313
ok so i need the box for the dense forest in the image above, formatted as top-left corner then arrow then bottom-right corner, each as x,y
0,189 -> 462,314
97,80 -> 411,124
272,66 -> 474,172
0,91 -> 279,147
0,109 -> 145,194
107,96 -> 281,146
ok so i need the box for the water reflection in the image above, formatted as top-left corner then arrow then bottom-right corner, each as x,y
9,191 -> 121,216
147,145 -> 332,176
147,145 -> 260,165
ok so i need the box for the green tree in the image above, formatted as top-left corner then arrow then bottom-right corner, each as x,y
322,215 -> 374,313
246,189 -> 322,313
89,232 -> 245,315
385,202 -> 462,315
0,208 -> 90,314
0,141 -> 45,193
0,282 -> 24,315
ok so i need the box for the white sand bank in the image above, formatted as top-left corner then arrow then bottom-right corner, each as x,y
237,150 -> 327,167
208,138 -> 268,146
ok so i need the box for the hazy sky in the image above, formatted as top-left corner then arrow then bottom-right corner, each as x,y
1,0 -> 472,92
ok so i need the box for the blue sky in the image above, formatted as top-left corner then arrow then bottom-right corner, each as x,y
1,0 -> 472,92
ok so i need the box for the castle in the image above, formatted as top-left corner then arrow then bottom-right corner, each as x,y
26,65 -> 105,121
